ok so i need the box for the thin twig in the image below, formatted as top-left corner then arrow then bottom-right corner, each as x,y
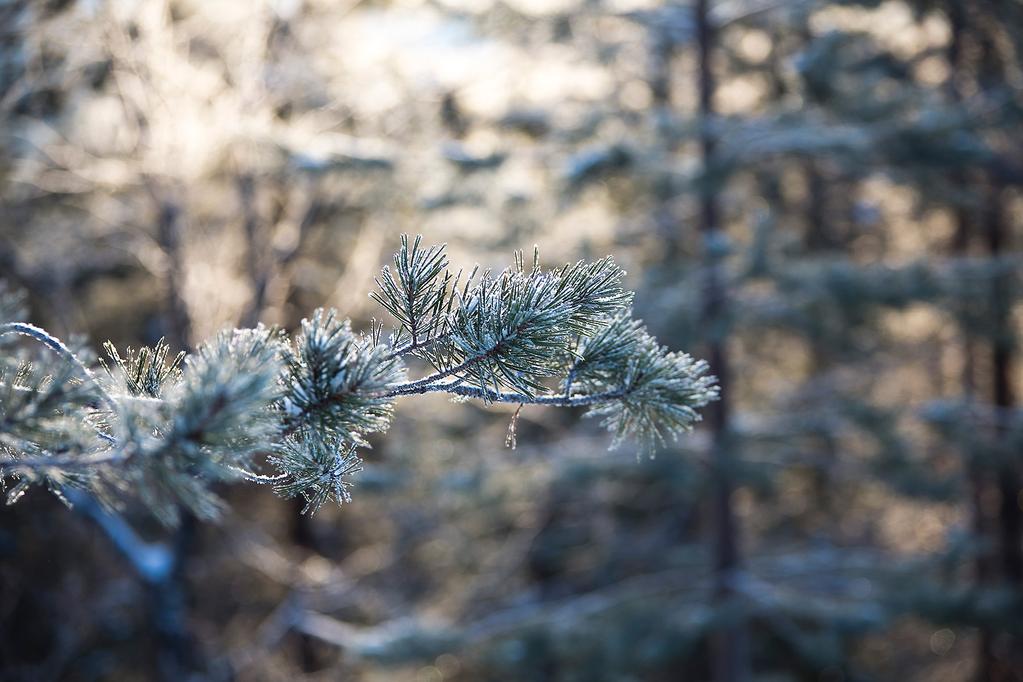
0,322 -> 116,410
440,384 -> 624,406
385,332 -> 450,361
0,448 -> 128,474
384,349 -> 494,396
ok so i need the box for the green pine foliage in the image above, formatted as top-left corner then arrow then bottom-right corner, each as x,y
370,234 -> 455,349
0,237 -> 717,523
427,249 -> 633,397
269,431 -> 363,514
99,338 -> 184,399
282,308 -> 405,443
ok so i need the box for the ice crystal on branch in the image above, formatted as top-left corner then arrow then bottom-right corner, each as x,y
269,431 -> 363,514
562,312 -> 646,392
370,234 -> 456,350
282,308 -> 406,444
562,311 -> 719,452
0,235 -> 716,520
586,342 -> 717,453
99,338 -> 184,398
1,360 -> 105,504
426,249 -> 633,397
166,326 -> 285,469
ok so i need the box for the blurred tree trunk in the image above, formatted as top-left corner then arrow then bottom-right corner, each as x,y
802,159 -> 844,522
156,200 -> 194,355
984,181 -> 1023,681
648,12 -> 680,260
974,3 -> 1023,676
235,176 -> 327,672
943,6 -> 997,678
154,193 -> 203,681
695,2 -> 748,682
238,173 -> 269,330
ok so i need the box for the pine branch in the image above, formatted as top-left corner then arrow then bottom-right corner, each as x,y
0,236 -> 717,520
0,449 -> 126,475
417,383 -> 627,407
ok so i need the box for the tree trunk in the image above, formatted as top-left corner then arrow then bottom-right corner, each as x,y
154,194 -> 202,681
695,2 -> 748,681
943,7 -> 1002,679
984,182 -> 1023,682
971,4 -> 1023,675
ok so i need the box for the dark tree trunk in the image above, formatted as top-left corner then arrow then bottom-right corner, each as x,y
234,182 -> 325,672
943,7 -> 1001,679
972,4 -> 1023,676
984,183 -> 1023,682
154,194 -> 202,682
695,2 -> 748,681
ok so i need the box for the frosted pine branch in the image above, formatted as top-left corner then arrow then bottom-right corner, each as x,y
0,236 -> 718,522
